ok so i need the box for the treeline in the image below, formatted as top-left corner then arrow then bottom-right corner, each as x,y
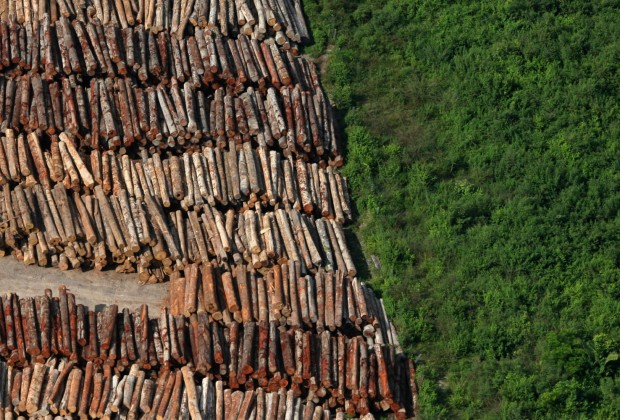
302,0 -> 620,418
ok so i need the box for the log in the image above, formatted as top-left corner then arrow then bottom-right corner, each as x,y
181,366 -> 200,419
346,337 -> 359,394
25,362 -> 45,414
67,367 -> 83,413
166,369 -> 183,419
240,321 -> 255,375
21,297 -> 39,357
47,359 -> 75,407
129,370 -> 145,416
140,377 -> 155,415
330,220 -> 356,277
221,270 -> 240,313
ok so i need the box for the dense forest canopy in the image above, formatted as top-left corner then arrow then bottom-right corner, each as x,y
302,0 -> 620,418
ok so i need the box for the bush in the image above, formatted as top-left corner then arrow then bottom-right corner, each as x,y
304,0 -> 620,417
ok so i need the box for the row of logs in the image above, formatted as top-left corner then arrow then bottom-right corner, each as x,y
0,285 -> 398,373
0,361 -> 401,419
0,73 -> 340,159
0,130 -> 351,220
0,0 -> 310,42
0,289 -> 415,417
0,17 -> 316,91
167,264 -> 398,346
0,179 -> 357,276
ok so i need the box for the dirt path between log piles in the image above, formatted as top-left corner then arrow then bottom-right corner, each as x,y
0,257 -> 169,315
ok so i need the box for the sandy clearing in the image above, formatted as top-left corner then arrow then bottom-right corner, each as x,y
0,257 -> 169,315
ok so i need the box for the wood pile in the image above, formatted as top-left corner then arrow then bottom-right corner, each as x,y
0,0 -> 309,42
0,361 -> 397,419
0,287 -> 418,418
167,265 -> 395,342
0,18 -> 312,83
0,1 -> 418,418
0,180 -> 355,277
0,130 -> 349,212
0,73 -> 340,160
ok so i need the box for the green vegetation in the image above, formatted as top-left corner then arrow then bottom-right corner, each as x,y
301,0 -> 620,418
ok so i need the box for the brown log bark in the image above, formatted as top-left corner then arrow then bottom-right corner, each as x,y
182,263 -> 197,316
67,367 -> 82,413
139,377 -> 155,415
278,326 -> 294,376
177,366 -> 199,420
48,359 -> 75,407
99,304 -> 118,352
21,297 -> 39,357
240,321 -> 255,376
374,344 -> 391,400
221,270 -> 239,313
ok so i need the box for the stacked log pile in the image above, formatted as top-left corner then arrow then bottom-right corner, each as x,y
0,1 -> 418,418
0,19 -> 312,84
0,122 -> 352,276
0,131 -> 349,214
0,361 -> 395,419
0,182 -> 355,277
0,287 -> 417,418
167,265 -> 390,338
0,0 -> 309,42
0,66 -> 339,159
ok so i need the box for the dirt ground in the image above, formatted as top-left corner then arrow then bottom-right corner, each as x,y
0,257 -> 169,315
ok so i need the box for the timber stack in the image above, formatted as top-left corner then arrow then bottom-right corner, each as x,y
0,0 -> 418,417
0,0 -> 309,42
0,287 -> 417,418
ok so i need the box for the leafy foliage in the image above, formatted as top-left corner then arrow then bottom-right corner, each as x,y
303,0 -> 620,417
